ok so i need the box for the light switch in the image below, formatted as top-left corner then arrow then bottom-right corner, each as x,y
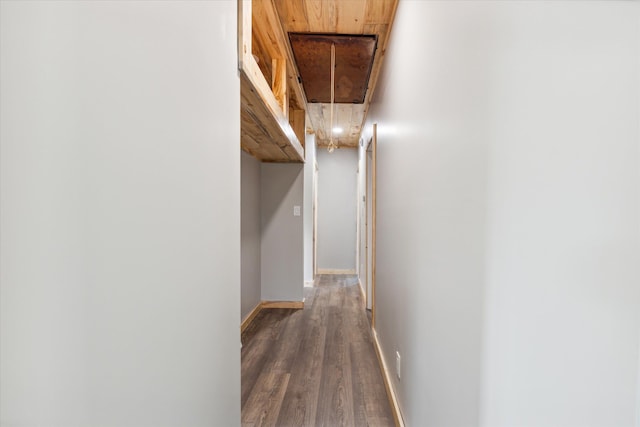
293,205 -> 301,216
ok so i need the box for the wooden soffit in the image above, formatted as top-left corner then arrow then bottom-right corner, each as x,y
239,0 -> 307,163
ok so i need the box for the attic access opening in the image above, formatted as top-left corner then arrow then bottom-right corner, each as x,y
289,33 -> 377,104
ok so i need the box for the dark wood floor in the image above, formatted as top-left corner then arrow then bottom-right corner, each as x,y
241,275 -> 395,427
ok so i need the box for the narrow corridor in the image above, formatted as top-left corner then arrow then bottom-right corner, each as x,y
241,275 -> 394,426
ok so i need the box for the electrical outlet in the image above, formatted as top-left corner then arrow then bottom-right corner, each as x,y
396,351 -> 401,380
293,205 -> 301,216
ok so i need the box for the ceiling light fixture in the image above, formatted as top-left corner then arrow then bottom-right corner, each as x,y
332,127 -> 343,134
328,43 -> 337,153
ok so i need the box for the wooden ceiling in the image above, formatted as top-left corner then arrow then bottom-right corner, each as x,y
274,0 -> 399,148
238,0 -> 397,162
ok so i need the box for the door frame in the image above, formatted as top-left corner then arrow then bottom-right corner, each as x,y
365,142 -> 373,311
371,123 -> 377,328
363,124 -> 377,325
313,161 -> 319,277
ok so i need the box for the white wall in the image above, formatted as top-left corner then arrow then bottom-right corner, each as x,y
364,1 -> 640,426
261,164 -> 304,301
241,152 -> 261,319
480,4 -> 640,426
303,133 -> 317,284
316,148 -> 358,272
637,11 -> 640,426
0,2 -> 240,425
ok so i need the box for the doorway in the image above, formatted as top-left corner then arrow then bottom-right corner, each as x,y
366,145 -> 373,311
362,124 -> 377,324
313,161 -> 319,277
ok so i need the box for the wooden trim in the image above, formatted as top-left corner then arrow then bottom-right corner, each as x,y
238,0 -> 252,70
241,299 -> 305,332
372,123 -> 377,329
365,141 -> 371,311
261,300 -> 304,309
241,301 -> 263,333
372,328 -> 405,427
317,268 -> 356,275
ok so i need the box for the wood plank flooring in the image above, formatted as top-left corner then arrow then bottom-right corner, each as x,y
241,275 -> 394,427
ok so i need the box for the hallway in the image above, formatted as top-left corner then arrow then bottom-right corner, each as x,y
4,2 -> 640,426
241,275 -> 394,427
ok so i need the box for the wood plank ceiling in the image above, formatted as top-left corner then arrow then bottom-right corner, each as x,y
274,0 -> 399,148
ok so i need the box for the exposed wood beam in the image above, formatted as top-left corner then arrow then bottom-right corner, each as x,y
238,0 -> 252,70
